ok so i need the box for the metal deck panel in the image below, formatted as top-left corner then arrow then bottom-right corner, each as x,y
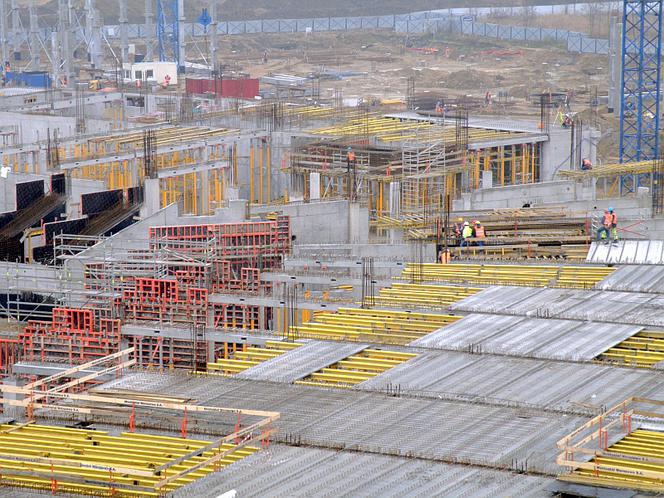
102,372 -> 585,474
449,286 -> 547,314
587,240 -> 664,265
531,322 -> 642,360
411,314 -> 525,349
171,445 -> 554,498
237,341 -> 367,383
647,240 -> 664,264
414,314 -> 640,361
357,351 -> 481,390
597,265 -> 664,293
478,318 -> 576,356
634,240 -> 651,264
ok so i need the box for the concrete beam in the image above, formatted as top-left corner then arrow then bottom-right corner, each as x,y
208,293 -> 343,311
121,323 -> 275,345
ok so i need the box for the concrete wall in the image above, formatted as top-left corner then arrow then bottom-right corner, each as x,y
453,179 -> 652,221
541,126 -> 598,181
67,178 -> 108,217
0,173 -> 48,213
0,112 -> 112,143
252,200 -> 369,245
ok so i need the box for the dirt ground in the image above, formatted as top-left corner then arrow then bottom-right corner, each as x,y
210,25 -> 619,161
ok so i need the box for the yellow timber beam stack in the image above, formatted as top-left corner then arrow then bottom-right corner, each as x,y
559,160 -> 654,180
206,340 -> 302,375
597,331 -> 664,368
0,423 -> 259,497
400,263 -> 613,289
296,349 -> 416,388
567,430 -> 664,492
291,307 -> 459,345
370,283 -> 480,310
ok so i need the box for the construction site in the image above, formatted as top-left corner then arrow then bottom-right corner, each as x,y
1,0 -> 664,496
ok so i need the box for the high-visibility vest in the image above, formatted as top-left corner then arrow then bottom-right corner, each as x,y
347,151 -> 356,162
475,225 -> 486,238
462,226 -> 473,238
603,212 -> 617,227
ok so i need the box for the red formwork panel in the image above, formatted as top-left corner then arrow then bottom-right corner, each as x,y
52,308 -> 94,333
0,338 -> 22,375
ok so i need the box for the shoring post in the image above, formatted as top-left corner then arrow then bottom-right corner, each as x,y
234,413 -> 242,444
50,463 -> 58,494
181,406 -> 188,438
129,402 -> 136,433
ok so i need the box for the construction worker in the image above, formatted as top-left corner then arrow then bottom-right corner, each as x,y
581,158 -> 592,171
474,221 -> 486,247
597,207 -> 618,244
453,217 -> 463,245
346,147 -> 356,169
460,221 -> 473,248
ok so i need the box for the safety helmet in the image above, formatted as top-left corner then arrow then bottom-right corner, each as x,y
608,207 -> 614,212
475,221 -> 481,225
464,221 -> 469,226
347,146 -> 352,151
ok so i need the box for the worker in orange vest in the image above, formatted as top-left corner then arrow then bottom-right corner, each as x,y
346,147 -> 356,169
597,207 -> 618,244
474,220 -> 486,247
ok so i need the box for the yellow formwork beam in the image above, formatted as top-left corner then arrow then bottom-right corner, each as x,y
0,424 -> 259,497
205,341 -> 302,375
597,331 -> 664,368
400,263 -> 613,289
569,430 -> 664,491
295,348 -> 416,388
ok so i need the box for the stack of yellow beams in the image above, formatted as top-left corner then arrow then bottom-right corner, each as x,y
296,349 -> 416,388
597,331 -> 664,368
400,263 -> 613,289
569,430 -> 664,491
370,283 -> 480,310
309,116 -> 522,143
291,308 -> 459,345
206,340 -> 301,375
559,160 -> 654,180
0,424 -> 258,497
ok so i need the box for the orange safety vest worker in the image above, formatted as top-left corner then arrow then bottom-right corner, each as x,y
603,211 -> 617,228
347,151 -> 356,162
475,225 -> 486,238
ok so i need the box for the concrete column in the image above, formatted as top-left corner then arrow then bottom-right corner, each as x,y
177,0 -> 185,72
200,170 -> 209,215
140,178 -> 161,217
0,0 -> 8,65
144,0 -> 154,60
28,0 -> 40,67
2,378 -> 25,421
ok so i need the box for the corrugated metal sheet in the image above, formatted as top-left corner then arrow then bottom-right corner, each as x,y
596,264 -> 664,293
587,240 -> 664,264
359,351 -> 664,412
103,372 -> 585,474
413,314 -> 638,361
451,286 -> 663,326
171,444 -> 554,498
237,341 -> 366,383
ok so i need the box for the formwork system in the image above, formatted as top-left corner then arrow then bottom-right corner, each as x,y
0,350 -> 280,497
0,218 -> 292,371
288,115 -> 546,216
291,308 -> 461,345
399,263 -> 614,289
0,126 -> 249,215
596,330 -> 664,367
557,397 -> 664,492
295,349 -> 416,388
206,340 -> 302,375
